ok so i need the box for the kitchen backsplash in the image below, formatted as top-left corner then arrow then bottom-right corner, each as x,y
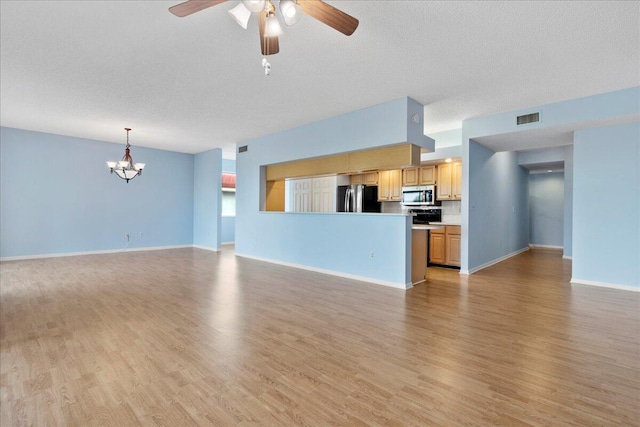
441,200 -> 461,224
381,202 -> 406,214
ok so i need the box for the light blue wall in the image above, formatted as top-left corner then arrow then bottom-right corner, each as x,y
221,158 -> 236,244
529,173 -> 564,247
193,149 -> 222,250
426,128 -> 462,148
563,145 -> 574,257
420,145 -> 462,163
517,145 -> 574,257
235,97 -> 427,287
222,158 -> 236,173
0,127 -> 194,258
517,146 -> 567,165
467,141 -> 530,271
221,216 -> 235,244
573,123 -> 639,287
464,87 -> 640,139
238,213 -> 410,286
461,87 -> 638,271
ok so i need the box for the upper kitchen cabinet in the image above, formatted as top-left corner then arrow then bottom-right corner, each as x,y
419,165 -> 436,185
403,165 -> 436,186
452,162 -> 462,200
351,172 -> 379,185
402,168 -> 419,186
436,162 -> 462,200
378,170 -> 402,201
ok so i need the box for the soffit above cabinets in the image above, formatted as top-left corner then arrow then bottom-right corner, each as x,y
265,143 -> 421,181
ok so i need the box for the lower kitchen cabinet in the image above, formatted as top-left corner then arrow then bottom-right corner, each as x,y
429,226 -> 461,267
429,228 -> 446,265
445,226 -> 461,267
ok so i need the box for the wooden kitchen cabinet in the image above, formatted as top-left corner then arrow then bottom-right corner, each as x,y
429,228 -> 446,265
419,165 -> 436,185
436,162 -> 462,200
403,165 -> 436,186
378,169 -> 402,201
350,172 -> 378,185
403,168 -> 419,186
445,226 -> 461,266
429,226 -> 461,267
452,162 -> 462,199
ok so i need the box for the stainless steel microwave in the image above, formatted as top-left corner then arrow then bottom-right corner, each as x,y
401,185 -> 439,206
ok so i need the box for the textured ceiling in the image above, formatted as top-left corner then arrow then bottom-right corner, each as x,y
1,1 -> 638,157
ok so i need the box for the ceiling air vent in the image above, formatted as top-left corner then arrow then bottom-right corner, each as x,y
517,112 -> 540,125
238,145 -> 248,153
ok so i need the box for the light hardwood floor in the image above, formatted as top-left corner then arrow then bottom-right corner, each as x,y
1,247 -> 638,426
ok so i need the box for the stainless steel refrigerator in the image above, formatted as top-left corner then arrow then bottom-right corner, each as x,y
336,185 -> 381,213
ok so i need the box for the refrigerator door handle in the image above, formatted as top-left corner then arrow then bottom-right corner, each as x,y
346,188 -> 351,212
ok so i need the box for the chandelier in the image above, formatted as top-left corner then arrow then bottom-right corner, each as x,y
106,128 -> 145,183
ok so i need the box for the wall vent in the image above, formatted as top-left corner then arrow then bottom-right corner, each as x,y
238,145 -> 248,153
517,112 -> 540,125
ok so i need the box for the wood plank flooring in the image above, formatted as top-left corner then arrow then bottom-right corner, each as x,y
1,247 -> 638,426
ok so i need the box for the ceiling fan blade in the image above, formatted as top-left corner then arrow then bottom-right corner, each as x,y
298,0 -> 359,36
169,0 -> 227,17
258,11 -> 280,56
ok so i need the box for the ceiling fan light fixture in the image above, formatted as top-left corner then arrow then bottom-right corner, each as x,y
242,0 -> 266,13
228,3 -> 252,29
279,0 -> 301,26
264,11 -> 283,37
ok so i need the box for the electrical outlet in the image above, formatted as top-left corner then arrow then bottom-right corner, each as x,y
139,232 -> 143,238
125,232 -> 129,241
370,252 -> 374,258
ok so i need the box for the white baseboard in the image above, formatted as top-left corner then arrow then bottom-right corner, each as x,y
221,242 -> 235,246
462,246 -> 530,275
192,245 -> 220,252
529,244 -> 563,250
235,252 -> 412,290
570,278 -> 639,293
562,255 -> 573,260
0,245 -> 193,262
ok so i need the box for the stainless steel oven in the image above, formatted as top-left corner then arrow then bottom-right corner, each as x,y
401,185 -> 438,206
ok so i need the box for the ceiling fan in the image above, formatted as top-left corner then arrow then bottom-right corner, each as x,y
169,0 -> 359,74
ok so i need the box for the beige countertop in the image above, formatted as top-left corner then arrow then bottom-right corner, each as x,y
411,224 -> 445,230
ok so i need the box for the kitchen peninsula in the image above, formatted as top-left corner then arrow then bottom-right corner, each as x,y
237,97 -> 439,290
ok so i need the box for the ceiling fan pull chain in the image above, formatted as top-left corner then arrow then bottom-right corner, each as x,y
262,57 -> 271,75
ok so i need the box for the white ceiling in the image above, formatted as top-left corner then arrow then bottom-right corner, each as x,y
1,1 -> 638,158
